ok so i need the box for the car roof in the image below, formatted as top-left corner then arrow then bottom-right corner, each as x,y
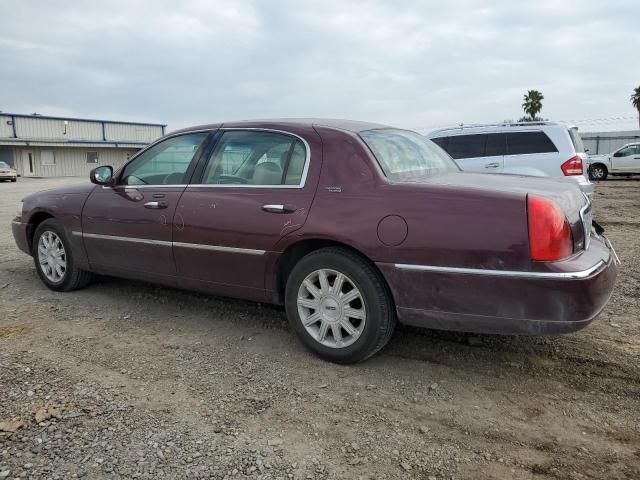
170,118 -> 391,136
428,121 -> 576,137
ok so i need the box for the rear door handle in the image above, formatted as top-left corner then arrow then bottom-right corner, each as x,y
144,201 -> 168,209
262,204 -> 296,213
485,162 -> 500,169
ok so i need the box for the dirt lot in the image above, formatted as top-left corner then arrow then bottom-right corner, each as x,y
0,177 -> 638,480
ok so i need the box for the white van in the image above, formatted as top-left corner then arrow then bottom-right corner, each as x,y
426,122 -> 593,198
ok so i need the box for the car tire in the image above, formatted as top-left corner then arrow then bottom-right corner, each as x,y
11,179 -> 17,182
589,164 -> 608,181
32,219 -> 93,292
285,247 -> 396,364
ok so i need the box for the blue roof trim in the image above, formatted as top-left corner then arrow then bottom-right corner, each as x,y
0,138 -> 148,146
0,112 -> 167,128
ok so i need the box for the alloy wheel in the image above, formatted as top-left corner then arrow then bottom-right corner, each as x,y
591,166 -> 605,179
37,231 -> 67,283
297,268 -> 366,348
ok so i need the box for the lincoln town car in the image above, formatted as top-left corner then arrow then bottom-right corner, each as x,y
11,119 -> 618,363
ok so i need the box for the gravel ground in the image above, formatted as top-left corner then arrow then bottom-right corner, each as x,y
0,177 -> 638,480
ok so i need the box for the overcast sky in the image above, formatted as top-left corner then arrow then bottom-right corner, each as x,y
1,1 -> 638,132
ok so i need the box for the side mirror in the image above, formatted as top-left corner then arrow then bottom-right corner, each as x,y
613,152 -> 623,158
584,148 -> 590,153
90,165 -> 114,185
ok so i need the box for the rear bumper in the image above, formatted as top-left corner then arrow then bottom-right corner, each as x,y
11,219 -> 31,255
568,175 -> 594,200
377,235 -> 617,335
0,174 -> 17,180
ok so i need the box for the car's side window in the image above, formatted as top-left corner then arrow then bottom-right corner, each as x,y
120,133 -> 208,186
201,130 -> 307,186
505,132 -> 558,155
617,146 -> 637,157
446,134 -> 487,160
485,133 -> 506,156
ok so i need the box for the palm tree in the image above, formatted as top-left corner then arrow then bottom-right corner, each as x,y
631,85 -> 640,128
522,90 -> 544,121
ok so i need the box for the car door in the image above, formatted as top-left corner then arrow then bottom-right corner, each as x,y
173,127 -> 322,300
611,145 -> 640,172
81,131 -> 211,280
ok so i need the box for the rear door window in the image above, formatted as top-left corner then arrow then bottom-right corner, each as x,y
201,130 -> 307,186
445,134 -> 487,160
506,132 -> 558,155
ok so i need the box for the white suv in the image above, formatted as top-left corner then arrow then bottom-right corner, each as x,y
426,122 -> 593,198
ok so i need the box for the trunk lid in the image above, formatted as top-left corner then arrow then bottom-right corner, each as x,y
390,171 -> 590,253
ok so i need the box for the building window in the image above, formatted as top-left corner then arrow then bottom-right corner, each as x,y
87,151 -> 99,164
41,151 -> 56,166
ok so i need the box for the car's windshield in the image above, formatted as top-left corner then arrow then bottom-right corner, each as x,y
0,161 -> 10,169
360,129 -> 459,179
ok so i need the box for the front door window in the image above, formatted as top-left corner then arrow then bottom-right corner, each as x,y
120,133 -> 208,186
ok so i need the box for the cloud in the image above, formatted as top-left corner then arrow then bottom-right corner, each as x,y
0,0 -> 638,132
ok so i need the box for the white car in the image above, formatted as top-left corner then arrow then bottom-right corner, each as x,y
426,122 -> 593,198
0,161 -> 17,182
588,143 -> 640,180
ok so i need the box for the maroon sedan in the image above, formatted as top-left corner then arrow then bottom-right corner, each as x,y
12,119 -> 618,363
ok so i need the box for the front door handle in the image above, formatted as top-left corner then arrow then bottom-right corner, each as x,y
144,201 -> 168,209
262,203 -> 296,213
485,162 -> 500,169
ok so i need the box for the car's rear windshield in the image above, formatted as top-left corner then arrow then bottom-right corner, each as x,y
0,161 -> 10,169
568,128 -> 585,153
360,129 -> 459,179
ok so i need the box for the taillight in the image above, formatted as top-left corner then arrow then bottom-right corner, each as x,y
561,155 -> 583,176
527,195 -> 573,261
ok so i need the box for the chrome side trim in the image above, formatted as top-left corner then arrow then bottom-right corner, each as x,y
78,232 -> 172,247
73,231 -> 265,255
103,184 -> 189,190
173,242 -> 265,255
393,260 -> 607,280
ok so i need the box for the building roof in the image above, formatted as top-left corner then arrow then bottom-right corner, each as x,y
0,112 -> 166,127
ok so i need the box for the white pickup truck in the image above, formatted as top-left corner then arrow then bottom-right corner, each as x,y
588,142 -> 640,180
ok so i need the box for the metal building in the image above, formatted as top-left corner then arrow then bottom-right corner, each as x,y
581,130 -> 640,155
0,113 -> 166,177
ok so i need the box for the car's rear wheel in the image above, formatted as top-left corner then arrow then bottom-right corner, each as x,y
589,164 -> 608,181
285,247 -> 396,364
33,219 -> 93,292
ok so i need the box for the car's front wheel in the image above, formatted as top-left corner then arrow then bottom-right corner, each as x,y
32,219 -> 93,292
285,247 -> 396,364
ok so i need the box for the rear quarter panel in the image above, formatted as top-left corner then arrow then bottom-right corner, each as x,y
280,127 -> 531,271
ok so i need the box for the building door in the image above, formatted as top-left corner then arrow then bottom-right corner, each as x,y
22,150 -> 35,176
